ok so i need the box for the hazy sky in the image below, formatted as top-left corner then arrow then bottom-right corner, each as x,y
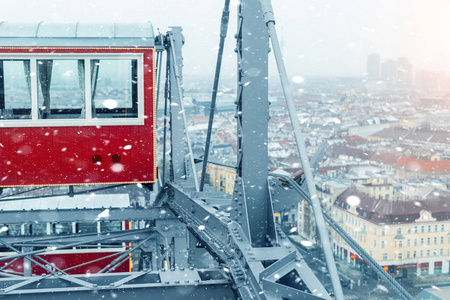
1,0 -> 450,79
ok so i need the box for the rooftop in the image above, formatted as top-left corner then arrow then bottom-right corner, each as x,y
335,187 -> 450,224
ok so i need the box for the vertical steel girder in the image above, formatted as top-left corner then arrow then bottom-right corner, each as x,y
168,27 -> 199,191
232,0 -> 275,248
168,27 -> 187,182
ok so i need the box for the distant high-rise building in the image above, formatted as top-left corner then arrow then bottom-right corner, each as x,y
367,53 -> 381,80
381,59 -> 398,86
397,57 -> 413,87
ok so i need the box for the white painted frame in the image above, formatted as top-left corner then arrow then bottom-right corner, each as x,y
0,53 -> 145,127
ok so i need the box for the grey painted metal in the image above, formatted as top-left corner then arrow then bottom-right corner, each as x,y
168,28 -> 186,182
0,269 -> 234,299
257,1 -> 344,299
262,280 -> 326,300
98,236 -> 153,273
272,173 -> 414,300
155,42 -> 164,116
0,228 -> 155,246
200,0 -> 231,192
165,181 -> 331,299
232,0 -> 273,248
0,207 -> 174,224
0,22 -> 155,47
168,30 -> 199,191
168,28 -> 199,192
162,47 -> 170,185
0,229 -> 160,263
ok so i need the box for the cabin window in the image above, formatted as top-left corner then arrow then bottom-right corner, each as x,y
100,221 -> 122,232
30,223 -> 48,235
0,60 -> 32,119
0,54 -> 144,127
53,222 -> 73,234
93,59 -> 138,119
77,222 -> 98,234
37,59 -> 85,119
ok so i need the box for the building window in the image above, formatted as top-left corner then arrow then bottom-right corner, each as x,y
406,251 -> 410,258
382,229 -> 386,236
382,253 -> 388,260
414,226 -> 418,234
421,238 -> 424,246
435,225 -> 438,232
441,236 -> 444,244
427,238 -> 431,245
441,249 -> 444,255
421,226 -> 425,233
374,240 -> 377,247
434,249 -> 437,256
407,227 -> 411,234
407,239 -> 410,247
434,237 -> 438,245
420,250 -> 424,257
381,241 -> 385,248
414,239 -> 417,246
396,227 -> 401,235
398,253 -> 402,260
442,224 -> 445,232
428,225 -> 431,233
413,251 -> 417,258
399,241 -> 403,248
427,250 -> 430,257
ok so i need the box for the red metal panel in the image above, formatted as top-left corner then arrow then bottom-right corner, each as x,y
0,251 -> 130,277
0,47 -> 156,186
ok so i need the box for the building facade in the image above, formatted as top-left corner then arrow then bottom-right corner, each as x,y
333,188 -> 450,277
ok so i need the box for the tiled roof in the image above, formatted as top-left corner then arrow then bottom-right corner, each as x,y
335,188 -> 450,224
370,128 -> 450,145
327,145 -> 375,160
370,152 -> 401,165
343,135 -> 367,145
394,157 -> 450,174
369,128 -> 409,140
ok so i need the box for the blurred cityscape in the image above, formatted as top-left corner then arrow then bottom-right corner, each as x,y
157,53 -> 450,298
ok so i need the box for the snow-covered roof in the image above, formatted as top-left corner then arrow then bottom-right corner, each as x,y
0,22 -> 154,47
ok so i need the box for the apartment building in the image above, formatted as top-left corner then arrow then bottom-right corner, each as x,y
333,188 -> 450,277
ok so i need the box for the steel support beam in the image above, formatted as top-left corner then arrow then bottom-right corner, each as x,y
168,27 -> 187,182
0,207 -> 174,224
233,0 -> 274,248
168,27 -> 199,191
0,269 -> 234,299
165,181 -> 331,300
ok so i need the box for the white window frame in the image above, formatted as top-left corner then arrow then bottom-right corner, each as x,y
0,53 -> 145,127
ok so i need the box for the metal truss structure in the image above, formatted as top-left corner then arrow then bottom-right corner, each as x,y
0,0 -> 414,299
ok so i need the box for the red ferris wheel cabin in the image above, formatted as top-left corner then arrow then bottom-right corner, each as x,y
0,22 -> 156,186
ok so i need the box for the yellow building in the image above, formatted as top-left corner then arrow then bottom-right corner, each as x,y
333,188 -> 450,277
347,172 -> 394,200
199,161 -> 236,194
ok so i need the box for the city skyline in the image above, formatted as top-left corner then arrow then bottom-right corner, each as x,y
0,0 -> 450,78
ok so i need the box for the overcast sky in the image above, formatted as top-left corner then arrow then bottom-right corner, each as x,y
1,0 -> 450,79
